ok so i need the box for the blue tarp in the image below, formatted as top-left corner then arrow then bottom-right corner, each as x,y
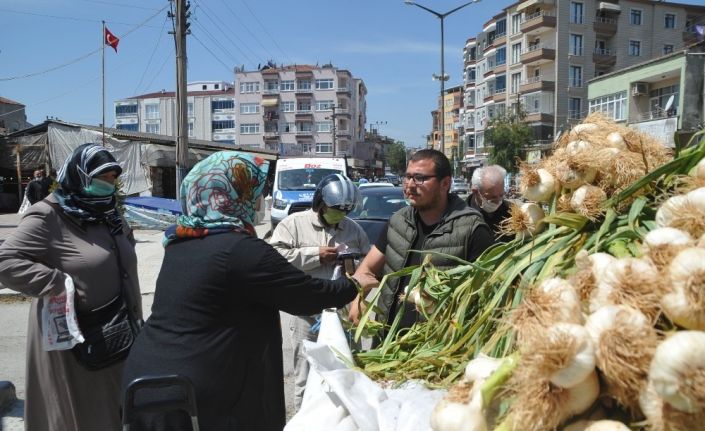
124,197 -> 183,214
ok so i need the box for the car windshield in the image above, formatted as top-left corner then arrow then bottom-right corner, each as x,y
348,187 -> 409,220
277,168 -> 342,191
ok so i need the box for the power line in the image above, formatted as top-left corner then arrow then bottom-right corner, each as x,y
75,0 -> 163,11
191,33 -> 232,76
238,0 -> 292,64
0,7 -> 161,28
218,0 -> 278,63
133,16 -> 170,95
190,18 -> 241,65
191,0 -> 260,67
0,5 -> 168,82
142,53 -> 172,93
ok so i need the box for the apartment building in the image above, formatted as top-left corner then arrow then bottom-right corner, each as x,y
461,0 -> 705,158
428,86 -> 464,162
234,64 -> 366,157
113,81 -> 236,144
0,97 -> 29,133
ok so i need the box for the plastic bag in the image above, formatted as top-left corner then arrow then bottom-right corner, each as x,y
17,195 -> 30,214
41,274 -> 84,351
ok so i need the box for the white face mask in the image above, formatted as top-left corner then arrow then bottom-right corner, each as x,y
478,194 -> 502,213
253,197 -> 266,225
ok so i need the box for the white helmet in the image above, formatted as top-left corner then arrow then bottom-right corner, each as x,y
312,174 -> 359,212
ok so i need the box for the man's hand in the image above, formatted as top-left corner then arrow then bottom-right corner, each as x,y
348,295 -> 367,325
319,246 -> 338,265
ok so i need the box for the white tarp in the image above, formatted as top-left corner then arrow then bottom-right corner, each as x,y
285,310 -> 446,431
47,123 -> 151,195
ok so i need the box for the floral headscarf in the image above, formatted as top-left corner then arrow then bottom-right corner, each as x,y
53,143 -> 124,234
163,151 -> 269,246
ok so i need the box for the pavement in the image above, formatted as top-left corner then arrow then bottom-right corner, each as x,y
0,209 -> 297,429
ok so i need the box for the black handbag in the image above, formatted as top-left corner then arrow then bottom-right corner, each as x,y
72,235 -> 142,370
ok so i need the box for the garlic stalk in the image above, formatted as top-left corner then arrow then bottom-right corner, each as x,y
584,305 -> 658,411
662,247 -> 705,330
649,331 -> 705,414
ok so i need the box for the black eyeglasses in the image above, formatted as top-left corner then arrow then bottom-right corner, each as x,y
402,174 -> 438,185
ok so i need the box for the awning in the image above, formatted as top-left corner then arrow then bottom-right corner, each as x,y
261,98 -> 279,107
483,21 -> 496,32
598,2 -> 621,12
517,0 -> 539,12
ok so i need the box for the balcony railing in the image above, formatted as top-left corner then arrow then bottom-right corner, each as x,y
263,88 -> 279,95
594,48 -> 614,56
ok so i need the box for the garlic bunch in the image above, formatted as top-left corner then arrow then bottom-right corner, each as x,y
569,123 -> 598,139
570,185 -> 606,220
656,187 -> 705,238
605,132 -> 627,151
403,285 -> 437,315
642,227 -> 693,271
662,247 -> 705,330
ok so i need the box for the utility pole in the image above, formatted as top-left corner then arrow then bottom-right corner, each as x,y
329,106 -> 338,156
172,0 -> 190,197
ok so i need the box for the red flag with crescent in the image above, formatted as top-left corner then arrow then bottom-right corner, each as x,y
104,26 -> 119,53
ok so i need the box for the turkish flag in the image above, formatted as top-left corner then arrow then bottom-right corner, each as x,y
104,26 -> 119,53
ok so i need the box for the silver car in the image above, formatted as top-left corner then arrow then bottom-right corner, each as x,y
450,178 -> 470,195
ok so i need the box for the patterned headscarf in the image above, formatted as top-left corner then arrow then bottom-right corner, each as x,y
163,151 -> 270,246
53,143 -> 124,234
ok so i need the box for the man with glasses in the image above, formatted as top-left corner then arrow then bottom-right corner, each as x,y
349,149 -> 493,332
468,165 -> 513,242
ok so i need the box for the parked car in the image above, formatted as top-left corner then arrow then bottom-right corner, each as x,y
348,186 -> 409,245
358,182 -> 396,189
450,178 -> 470,195
384,174 -> 400,186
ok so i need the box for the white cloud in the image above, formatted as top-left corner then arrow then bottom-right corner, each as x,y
338,40 -> 461,55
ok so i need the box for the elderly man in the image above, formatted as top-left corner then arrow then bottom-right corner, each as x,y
468,165 -> 512,242
349,149 -> 493,331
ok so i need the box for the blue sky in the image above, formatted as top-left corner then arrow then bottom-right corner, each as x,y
0,0 -> 515,148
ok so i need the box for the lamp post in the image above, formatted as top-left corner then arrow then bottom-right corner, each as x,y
405,0 -> 480,156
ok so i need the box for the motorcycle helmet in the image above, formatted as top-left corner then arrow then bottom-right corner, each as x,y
312,174 -> 359,212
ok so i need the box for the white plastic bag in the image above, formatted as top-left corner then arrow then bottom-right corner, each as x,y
17,195 -> 30,214
41,274 -> 84,351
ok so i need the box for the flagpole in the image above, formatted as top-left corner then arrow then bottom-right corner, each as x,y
102,20 -> 106,147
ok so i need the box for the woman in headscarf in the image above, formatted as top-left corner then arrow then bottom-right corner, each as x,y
0,143 -> 141,430
120,151 -> 376,431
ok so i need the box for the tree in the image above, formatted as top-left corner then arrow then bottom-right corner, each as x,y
486,112 -> 533,174
386,141 -> 407,174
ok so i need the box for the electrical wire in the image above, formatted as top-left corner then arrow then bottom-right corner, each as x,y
190,16 -> 242,65
0,5 -> 168,82
237,0 -> 292,65
75,0 -> 163,12
133,16 -> 170,95
190,33 -> 233,74
218,0 -> 278,62
0,7 -> 160,27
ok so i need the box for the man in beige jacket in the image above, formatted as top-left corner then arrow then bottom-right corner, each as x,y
270,174 -> 370,410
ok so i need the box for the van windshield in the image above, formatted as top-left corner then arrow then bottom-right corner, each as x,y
278,168 -> 342,191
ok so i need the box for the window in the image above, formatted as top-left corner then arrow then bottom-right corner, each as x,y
188,102 -> 194,117
264,80 -> 278,93
496,19 -> 506,36
297,100 -> 311,112
202,84 -> 207,90
280,80 -> 295,91
630,9 -> 642,25
571,2 -> 583,24
511,72 -> 521,94
511,42 -> 522,64
629,40 -> 641,56
496,75 -> 506,92
188,122 -> 194,137
146,123 -> 160,134
301,142 -> 313,153
315,122 -> 332,132
297,122 -> 313,132
570,34 -> 583,56
496,47 -> 506,66
281,101 -> 295,112
115,104 -> 137,116
297,80 -> 311,90
239,103 -> 259,114
316,100 -> 334,111
315,79 -> 334,90
116,123 -> 138,131
211,100 -> 234,111
212,120 -> 235,131
569,98 -> 582,119
569,65 -> 582,87
665,13 -> 676,29
239,123 -> 259,134
145,104 -> 159,120
239,81 -> 260,93
589,91 -> 627,121
511,14 -> 522,34
663,44 -> 674,55
281,122 -> 295,133
650,84 -> 679,117
316,143 -> 332,154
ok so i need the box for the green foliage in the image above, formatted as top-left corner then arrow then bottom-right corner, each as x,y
386,141 -> 407,174
486,113 -> 533,174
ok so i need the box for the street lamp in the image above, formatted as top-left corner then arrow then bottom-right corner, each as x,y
405,0 -> 480,155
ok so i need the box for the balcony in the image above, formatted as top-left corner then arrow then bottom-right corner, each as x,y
491,32 -> 507,48
520,75 -> 555,93
493,88 -> 507,103
336,108 -> 351,117
593,16 -> 618,36
521,44 -> 556,65
521,11 -> 556,35
263,131 -> 279,139
295,110 -> 313,118
336,86 -> 351,94
593,48 -> 616,66
524,112 -> 554,124
295,87 -> 313,95
295,129 -> 313,137
337,129 -> 352,137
